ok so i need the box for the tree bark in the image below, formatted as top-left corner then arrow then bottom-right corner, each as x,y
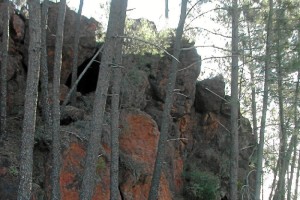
294,149 -> 300,200
39,0 -> 52,140
80,0 -> 128,199
70,0 -> 84,105
0,0 -> 9,141
110,1 -> 127,199
51,0 -> 67,199
148,0 -> 188,199
17,0 -> 41,198
229,0 -> 239,199
245,21 -> 258,143
255,0 -> 273,199
273,2 -> 287,199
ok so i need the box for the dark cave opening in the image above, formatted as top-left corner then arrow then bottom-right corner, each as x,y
65,54 -> 101,95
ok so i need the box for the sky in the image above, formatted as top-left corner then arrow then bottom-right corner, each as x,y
68,0 -> 181,29
66,0 -> 228,80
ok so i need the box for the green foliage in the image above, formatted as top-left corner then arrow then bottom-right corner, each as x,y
8,166 -> 19,176
96,157 -> 106,171
124,18 -> 173,55
184,169 -> 220,200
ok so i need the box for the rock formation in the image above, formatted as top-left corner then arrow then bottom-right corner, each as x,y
0,2 -> 256,200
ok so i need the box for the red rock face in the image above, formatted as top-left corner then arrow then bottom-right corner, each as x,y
60,142 -> 111,200
119,110 -> 173,199
58,110 -> 174,200
120,110 -> 159,171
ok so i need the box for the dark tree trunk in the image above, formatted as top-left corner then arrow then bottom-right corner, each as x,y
80,0 -> 128,199
39,0 -> 52,141
109,4 -> 127,198
17,0 -> 41,198
255,0 -> 273,199
229,0 -> 239,198
0,0 -> 9,141
70,0 -> 84,105
148,0 -> 188,199
51,0 -> 67,199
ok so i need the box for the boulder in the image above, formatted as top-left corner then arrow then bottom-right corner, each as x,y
195,75 -> 225,113
148,41 -> 201,117
119,109 -> 173,199
22,2 -> 102,84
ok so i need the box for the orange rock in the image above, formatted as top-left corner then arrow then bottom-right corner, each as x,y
60,142 -> 112,200
120,173 -> 172,200
119,110 -> 173,199
120,110 -> 159,172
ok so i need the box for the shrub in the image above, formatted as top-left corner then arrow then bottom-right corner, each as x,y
184,170 -> 220,200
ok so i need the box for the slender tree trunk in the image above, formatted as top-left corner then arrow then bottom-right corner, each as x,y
273,3 -> 287,199
230,0 -> 239,199
40,0 -> 52,138
294,149 -> 300,200
291,70 -> 300,200
269,159 -> 279,200
0,0 -> 9,141
245,16 -> 258,143
148,0 -> 188,199
17,0 -> 41,199
165,0 -> 169,18
70,0 -> 84,105
288,139 -> 297,200
80,0 -> 128,199
110,1 -> 127,199
51,0 -> 66,199
255,0 -> 273,199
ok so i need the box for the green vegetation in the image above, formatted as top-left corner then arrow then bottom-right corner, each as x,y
8,166 -> 19,176
124,18 -> 173,55
184,169 -> 220,200
96,157 -> 106,171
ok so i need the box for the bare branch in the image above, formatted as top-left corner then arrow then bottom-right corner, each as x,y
216,120 -> 230,133
182,45 -> 231,52
167,138 -> 188,141
205,87 -> 229,102
174,92 -> 189,98
185,26 -> 231,38
202,56 -> 232,61
61,46 -> 104,112
178,59 -> 201,72
185,7 -> 227,30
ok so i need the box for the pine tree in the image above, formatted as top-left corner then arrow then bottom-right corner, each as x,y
229,0 -> 239,198
148,0 -> 188,199
0,0 -> 9,141
17,0 -> 41,198
80,0 -> 128,199
51,0 -> 67,199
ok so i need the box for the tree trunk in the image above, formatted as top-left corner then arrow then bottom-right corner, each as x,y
273,2 -> 287,199
287,139 -> 297,200
148,0 -> 188,199
294,149 -> 300,200
255,0 -> 273,199
51,0 -> 67,199
70,0 -> 84,105
80,0 -> 128,199
290,70 -> 300,200
229,0 -> 239,199
17,0 -> 41,198
40,0 -> 52,140
110,1 -> 127,199
0,0 -> 9,141
165,0 -> 169,18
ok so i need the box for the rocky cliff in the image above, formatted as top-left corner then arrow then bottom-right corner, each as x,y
0,2 -> 256,200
